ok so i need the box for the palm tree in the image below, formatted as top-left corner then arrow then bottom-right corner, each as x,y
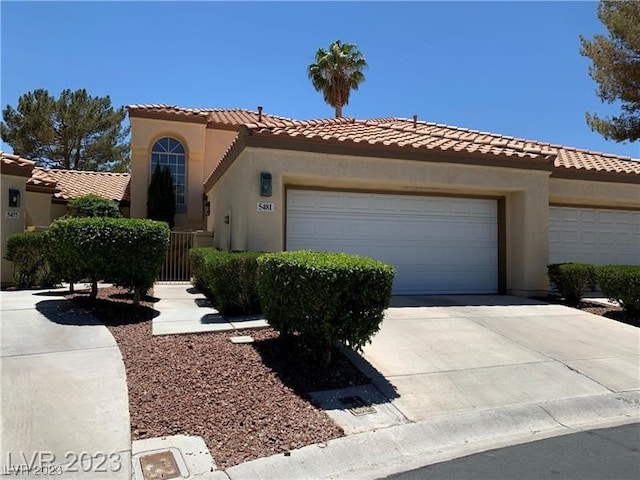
307,40 -> 368,118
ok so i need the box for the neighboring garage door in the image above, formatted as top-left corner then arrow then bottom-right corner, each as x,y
286,189 -> 498,294
549,206 -> 640,265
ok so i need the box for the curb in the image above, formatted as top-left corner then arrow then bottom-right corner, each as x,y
224,391 -> 640,480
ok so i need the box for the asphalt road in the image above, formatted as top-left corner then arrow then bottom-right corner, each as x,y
385,423 -> 640,480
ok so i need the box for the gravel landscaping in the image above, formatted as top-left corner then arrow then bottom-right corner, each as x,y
66,287 -> 636,469
67,286 -> 369,469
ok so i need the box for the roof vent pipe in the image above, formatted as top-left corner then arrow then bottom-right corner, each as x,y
413,115 -> 418,128
258,106 -> 263,122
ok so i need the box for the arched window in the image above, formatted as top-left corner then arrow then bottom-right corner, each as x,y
150,137 -> 186,210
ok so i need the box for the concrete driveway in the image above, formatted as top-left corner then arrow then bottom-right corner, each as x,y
359,295 -> 640,423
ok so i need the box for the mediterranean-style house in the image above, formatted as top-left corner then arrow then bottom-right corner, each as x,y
128,104 -> 639,298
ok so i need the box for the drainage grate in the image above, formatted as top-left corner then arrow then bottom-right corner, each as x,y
339,395 -> 377,416
139,451 -> 180,480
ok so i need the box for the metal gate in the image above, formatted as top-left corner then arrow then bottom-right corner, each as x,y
157,231 -> 196,283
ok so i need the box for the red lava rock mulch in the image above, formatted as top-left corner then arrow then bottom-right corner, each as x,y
67,287 -> 369,469
538,295 -> 638,328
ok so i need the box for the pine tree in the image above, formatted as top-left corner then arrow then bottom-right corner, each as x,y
1,88 -> 130,170
580,1 -> 640,142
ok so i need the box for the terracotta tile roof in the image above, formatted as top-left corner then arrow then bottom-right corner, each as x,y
26,174 -> 60,193
127,104 -> 291,127
238,116 -> 639,176
1,151 -> 36,176
31,168 -> 131,203
242,117 -> 557,160
555,147 -> 640,175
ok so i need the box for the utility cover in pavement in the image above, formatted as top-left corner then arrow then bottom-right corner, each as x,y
132,435 -> 216,480
309,384 -> 408,435
139,451 -> 180,480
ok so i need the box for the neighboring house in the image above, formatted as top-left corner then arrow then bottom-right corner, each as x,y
1,153 -> 43,285
1,151 -> 131,286
128,106 -> 640,297
28,168 -> 131,225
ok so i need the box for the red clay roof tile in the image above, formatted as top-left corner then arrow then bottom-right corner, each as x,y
239,116 -> 639,176
1,151 -> 36,175
31,168 -> 131,203
127,104 -> 291,126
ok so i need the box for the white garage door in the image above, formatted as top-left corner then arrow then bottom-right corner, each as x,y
549,206 -> 640,265
286,190 -> 498,294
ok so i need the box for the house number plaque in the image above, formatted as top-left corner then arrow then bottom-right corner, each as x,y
257,202 -> 274,212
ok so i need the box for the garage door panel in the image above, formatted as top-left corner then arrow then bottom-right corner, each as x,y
549,206 -> 640,265
287,190 -> 498,294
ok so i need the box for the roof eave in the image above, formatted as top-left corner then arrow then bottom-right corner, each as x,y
128,109 -> 208,125
551,167 -> 640,185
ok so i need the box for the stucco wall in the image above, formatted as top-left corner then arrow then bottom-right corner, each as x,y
1,173 -> 28,285
208,147 -> 564,296
25,191 -> 53,228
130,116 -> 237,231
549,178 -> 640,208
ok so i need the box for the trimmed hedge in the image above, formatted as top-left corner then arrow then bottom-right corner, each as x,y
257,250 -> 396,364
189,247 -> 217,298
67,194 -> 122,218
597,265 -> 640,319
46,217 -> 169,301
189,248 -> 261,316
4,231 -> 57,288
547,263 -> 597,303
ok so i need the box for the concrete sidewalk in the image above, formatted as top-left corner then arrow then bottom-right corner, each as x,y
152,284 -> 268,336
0,288 -> 131,479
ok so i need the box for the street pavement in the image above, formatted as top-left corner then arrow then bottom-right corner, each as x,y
385,422 -> 640,480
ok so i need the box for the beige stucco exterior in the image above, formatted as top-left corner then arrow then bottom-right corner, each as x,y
1,173 -> 29,285
549,177 -> 640,208
25,191 -> 53,228
129,116 -> 236,231
206,147 -> 640,297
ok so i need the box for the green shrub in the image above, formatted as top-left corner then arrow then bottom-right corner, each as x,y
44,221 -> 87,292
46,217 -> 169,302
189,248 -> 261,316
101,219 -> 170,302
4,231 -> 57,288
547,263 -> 597,303
257,251 -> 396,365
597,265 -> 640,319
67,194 -> 122,218
189,247 -> 218,298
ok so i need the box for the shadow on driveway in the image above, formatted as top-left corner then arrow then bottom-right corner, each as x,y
390,295 -> 550,308
36,297 -> 157,326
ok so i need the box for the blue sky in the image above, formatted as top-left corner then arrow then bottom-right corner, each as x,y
1,0 -> 639,159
